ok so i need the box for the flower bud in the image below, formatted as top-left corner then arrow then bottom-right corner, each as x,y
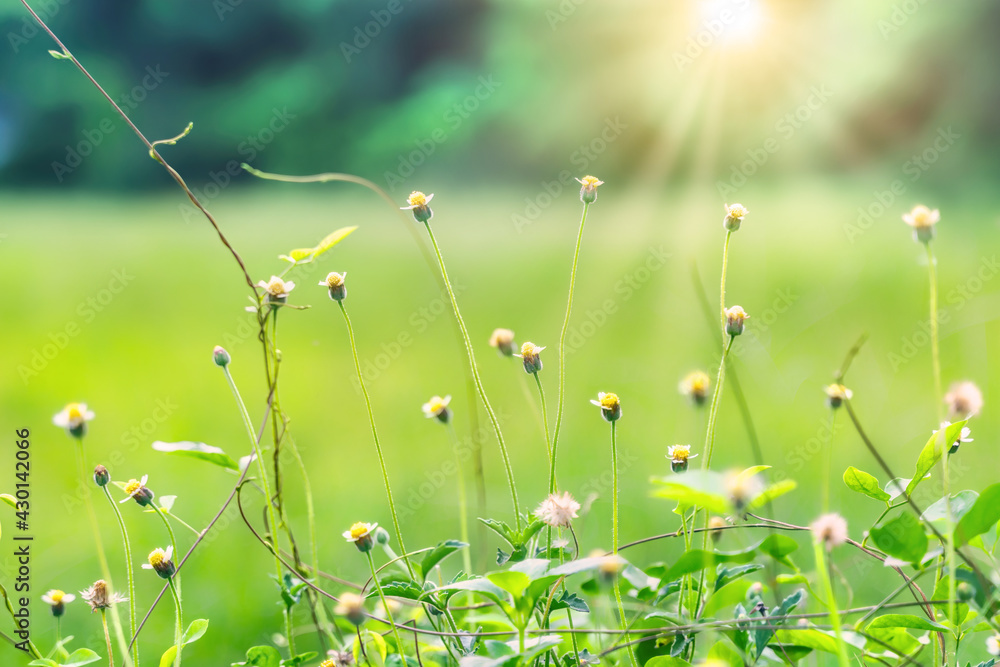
516,342 -> 545,374
213,346 -> 231,367
708,516 -> 727,543
144,547 -> 176,579
576,175 -> 604,204
724,305 -> 749,337
335,592 -> 366,626
258,276 -> 295,305
723,203 -> 748,232
121,476 -> 155,508
402,191 -> 434,223
374,526 -> 390,545
823,384 -> 852,409
679,371 -> 710,406
667,445 -> 695,473
93,465 -> 110,487
591,392 -> 622,422
902,205 -> 939,244
422,395 -> 452,424
343,522 -> 378,553
320,272 -> 347,302
489,328 -> 516,357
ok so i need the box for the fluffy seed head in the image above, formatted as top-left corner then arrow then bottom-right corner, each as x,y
810,513 -> 849,550
944,381 -> 983,418
534,492 -> 581,528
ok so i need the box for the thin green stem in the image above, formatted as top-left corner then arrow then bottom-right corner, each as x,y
719,230 -> 733,342
101,610 -> 114,667
101,486 -> 139,667
702,336 -> 735,470
284,606 -> 297,657
926,242 -> 942,419
75,440 -> 130,664
822,409 -> 838,514
551,201 -> 590,494
221,366 -> 287,585
814,541 -> 851,667
446,424 -> 474,575
166,578 -> 183,667
610,422 -> 638,667
423,221 -> 521,528
534,373 -> 553,479
366,552 -> 405,655
339,301 -> 414,578
153,503 -> 181,667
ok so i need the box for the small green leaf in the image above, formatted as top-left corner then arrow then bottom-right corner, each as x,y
312,226 -> 358,259
152,441 -> 239,470
644,657 -> 692,667
159,619 -> 209,667
353,631 -> 387,665
0,494 -> 16,509
906,420 -> 969,496
773,629 -> 841,654
419,540 -> 469,579
955,483 -> 1000,546
922,491 -> 978,526
843,466 -> 891,502
870,513 -> 929,563
487,571 -> 531,598
866,614 -> 947,632
758,534 -> 799,563
479,518 -> 515,547
663,549 -> 755,581
748,479 -> 797,510
59,649 -> 103,667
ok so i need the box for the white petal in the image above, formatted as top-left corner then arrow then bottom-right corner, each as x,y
62,594 -> 75,603
165,546 -> 173,559
141,564 -> 153,569
140,474 -> 148,485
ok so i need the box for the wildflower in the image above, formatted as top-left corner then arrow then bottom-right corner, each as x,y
590,392 -> 622,422
53,402 -> 95,439
810,513 -> 849,551
534,492 -> 581,528
679,371 -> 710,406
724,305 -> 749,337
596,553 -> 625,582
708,516 -> 728,543
724,203 -> 749,232
667,444 -> 696,473
935,421 -> 973,454
335,592 -> 366,625
324,651 -> 354,667
515,341 -> 545,374
422,395 -> 452,424
489,328 -> 516,357
724,469 -> 763,512
320,272 -> 347,302
213,345 -> 231,367
823,384 -> 853,409
343,521 -> 378,553
987,635 -> 1000,657
902,204 -> 940,244
576,175 -> 604,204
80,580 -> 127,613
41,590 -> 75,617
944,380 -> 983,418
142,546 -> 176,579
120,475 -> 155,507
93,465 -> 110,487
258,275 -> 295,304
402,191 -> 434,223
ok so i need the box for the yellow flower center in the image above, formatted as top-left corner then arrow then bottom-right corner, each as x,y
266,278 -> 287,296
599,393 -> 620,409
520,342 -> 537,356
580,175 -> 602,188
320,660 -> 335,667
349,522 -> 369,539
671,446 -> 691,462
727,204 -> 748,219
49,590 -> 65,603
66,404 -> 84,420
124,479 -> 142,495
428,397 -> 446,413
407,191 -> 427,207
326,273 -> 344,288
148,549 -> 167,567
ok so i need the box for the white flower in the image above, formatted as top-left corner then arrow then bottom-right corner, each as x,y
810,513 -> 849,550
902,205 -> 940,229
421,395 -> 452,419
987,635 -> 1000,657
343,522 -> 378,543
41,590 -> 75,608
119,475 -> 151,504
534,492 -> 581,528
258,276 -> 295,300
53,403 -> 95,430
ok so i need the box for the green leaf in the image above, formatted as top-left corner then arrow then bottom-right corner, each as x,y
152,441 -> 239,471
479,518 -> 515,547
651,471 -> 729,513
707,640 -> 744,667
30,651 -> 102,667
773,629 -> 841,654
843,466 -> 891,502
159,619 -> 209,667
866,614 -> 947,632
922,491 -> 978,526
703,579 -> 753,617
313,226 -> 358,259
748,479 -> 797,510
663,549 -> 755,581
955,483 -> 1000,546
422,578 -> 508,608
487,571 -> 531,598
758,534 -> 799,563
645,657 -> 692,667
885,478 -> 911,500
419,540 -> 469,579
870,513 -> 929,563
0,494 -> 16,509
374,581 -> 428,604
353,630 -> 387,665
27,661 -> 60,667
906,420 -> 969,496
283,248 -> 315,263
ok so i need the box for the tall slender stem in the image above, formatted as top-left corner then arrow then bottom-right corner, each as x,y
719,230 -> 733,342
366,552 -> 405,655
339,301 -> 414,577
100,610 -> 114,667
101,487 -> 139,667
610,422 -> 638,667
75,441 -> 129,664
926,242 -> 942,418
551,202 -> 590,493
821,410 -> 838,514
423,221 -> 521,528
534,373 -> 553,473
446,424 -> 474,575
814,541 -> 851,667
166,578 -> 183,667
702,336 -> 735,470
153,503 -> 181,667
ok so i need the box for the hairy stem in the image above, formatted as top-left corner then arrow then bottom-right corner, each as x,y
166,578 -> 183,667
814,541 -> 851,667
611,422 -> 638,667
367,552 -> 405,655
101,487 -> 139,667
446,424 -> 474,575
719,230 -> 733,342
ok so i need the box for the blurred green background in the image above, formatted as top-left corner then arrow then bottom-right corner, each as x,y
3,0 -> 1000,664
